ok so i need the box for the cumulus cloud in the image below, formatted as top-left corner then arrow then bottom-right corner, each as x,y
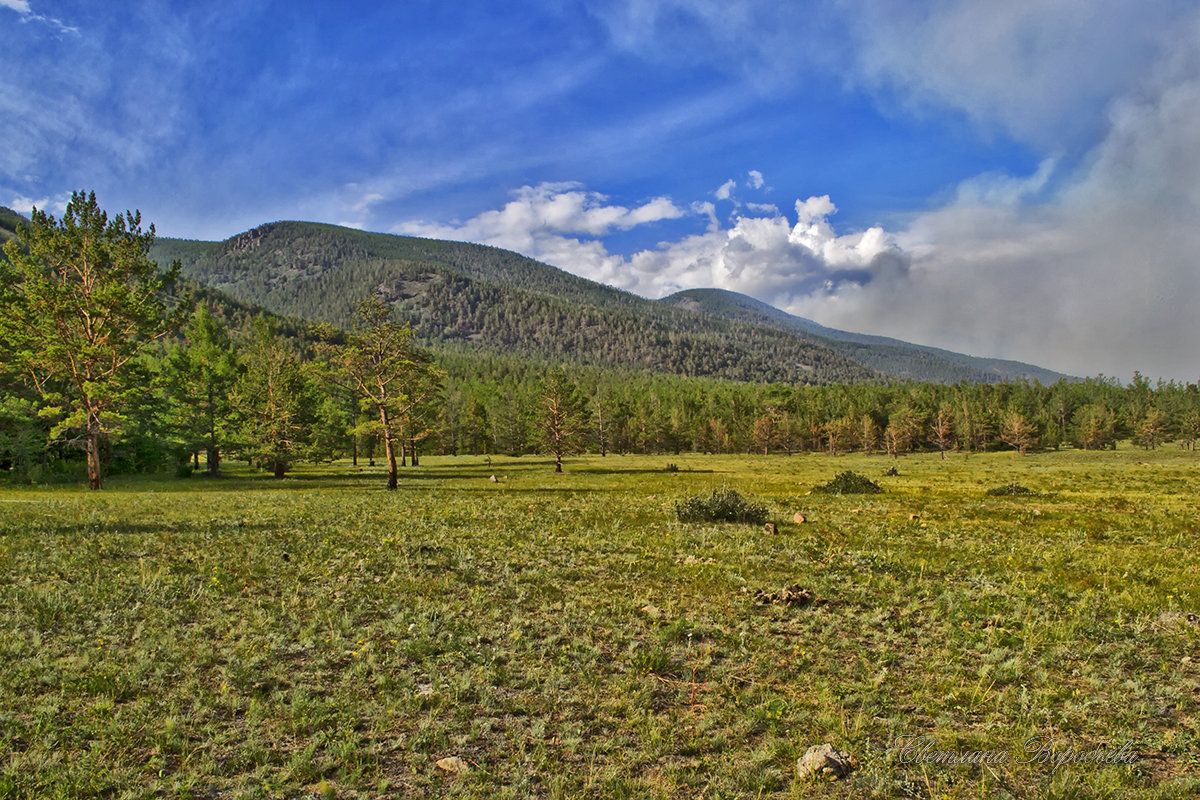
626,198 -> 907,302
395,183 -> 686,286
747,169 -> 765,189
714,179 -> 735,201
400,182 -> 684,243
5,191 -> 70,216
397,181 -> 906,323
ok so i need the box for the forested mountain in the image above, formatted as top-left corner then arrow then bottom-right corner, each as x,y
661,288 -> 1068,384
149,219 -> 1065,385
150,222 -> 877,384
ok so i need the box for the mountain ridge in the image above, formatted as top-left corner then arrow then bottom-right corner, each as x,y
148,220 -> 881,384
661,288 -> 1069,384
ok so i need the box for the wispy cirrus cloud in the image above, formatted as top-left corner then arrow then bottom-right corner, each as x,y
0,0 -> 77,34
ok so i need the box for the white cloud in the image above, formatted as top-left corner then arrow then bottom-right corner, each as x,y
714,179 -> 736,201
0,0 -> 77,34
618,197 -> 906,303
395,182 -> 686,283
5,191 -> 69,216
397,182 -> 905,323
747,169 -> 765,189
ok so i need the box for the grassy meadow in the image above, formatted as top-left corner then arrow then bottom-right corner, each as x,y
1,449 -> 1198,798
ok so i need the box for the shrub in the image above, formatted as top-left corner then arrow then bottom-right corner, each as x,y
986,482 -> 1039,496
675,487 -> 768,524
812,470 -> 883,495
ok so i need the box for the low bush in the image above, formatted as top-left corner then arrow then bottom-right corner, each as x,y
675,487 -> 768,524
812,470 -> 884,495
986,482 -> 1041,496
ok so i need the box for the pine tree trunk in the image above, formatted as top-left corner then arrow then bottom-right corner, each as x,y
207,446 -> 220,475
380,408 -> 398,490
273,459 -> 286,478
86,411 -> 103,490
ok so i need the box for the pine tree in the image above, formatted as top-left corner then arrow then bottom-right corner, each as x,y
233,319 -> 314,478
321,297 -> 439,489
166,305 -> 241,475
0,192 -> 187,489
540,368 -> 586,473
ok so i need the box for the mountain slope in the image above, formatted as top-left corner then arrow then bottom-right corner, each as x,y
0,206 -> 27,246
661,288 -> 1069,383
150,222 -> 879,385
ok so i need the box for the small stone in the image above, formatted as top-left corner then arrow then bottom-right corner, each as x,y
796,743 -> 854,780
435,756 -> 470,774
793,513 -> 806,524
764,522 -> 778,535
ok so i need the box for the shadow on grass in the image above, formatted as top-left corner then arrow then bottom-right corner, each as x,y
0,519 -> 283,538
5,457 -> 719,494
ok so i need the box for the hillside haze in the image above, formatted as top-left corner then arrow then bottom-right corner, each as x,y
662,288 -> 1068,384
140,218 -> 1063,384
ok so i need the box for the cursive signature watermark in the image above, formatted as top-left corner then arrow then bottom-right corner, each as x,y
894,734 -> 1139,775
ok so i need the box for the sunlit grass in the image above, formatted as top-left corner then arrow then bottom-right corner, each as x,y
1,449 -> 1198,798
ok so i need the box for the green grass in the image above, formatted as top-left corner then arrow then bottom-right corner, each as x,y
1,449 -> 1198,798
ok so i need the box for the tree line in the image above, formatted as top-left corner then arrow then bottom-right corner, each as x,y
3,193 -> 1198,489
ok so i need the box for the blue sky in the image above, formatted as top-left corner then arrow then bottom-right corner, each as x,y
4,1 -> 1199,380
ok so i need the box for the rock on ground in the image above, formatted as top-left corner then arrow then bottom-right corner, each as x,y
795,743 -> 854,780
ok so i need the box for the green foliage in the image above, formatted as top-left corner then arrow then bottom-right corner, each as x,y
0,192 -> 188,488
675,486 -> 769,524
320,296 -> 441,488
812,470 -> 884,494
164,305 -> 242,475
231,318 -> 318,477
